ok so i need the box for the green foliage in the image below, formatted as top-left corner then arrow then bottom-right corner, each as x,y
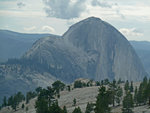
52,80 -> 65,94
63,106 -> 67,113
35,98 -> 49,113
116,86 -> 123,106
95,86 -> 112,113
26,91 -> 36,104
49,101 -> 63,113
85,102 -> 94,113
6,92 -> 25,111
36,87 -> 42,94
26,106 -> 28,111
104,79 -> 109,85
117,78 -> 124,84
134,87 -> 138,106
73,98 -> 76,106
124,80 -> 129,91
72,107 -> 82,113
130,81 -> 134,92
137,78 -> 148,105
96,81 -> 100,86
2,96 -> 7,107
109,80 -> 117,107
67,85 -> 71,92
22,103 -> 25,109
74,81 -> 85,88
122,91 -> 134,113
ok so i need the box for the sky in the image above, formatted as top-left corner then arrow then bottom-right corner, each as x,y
0,0 -> 150,41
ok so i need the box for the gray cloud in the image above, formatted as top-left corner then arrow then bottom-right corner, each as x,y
17,2 -> 26,8
43,0 -> 86,19
91,0 -> 125,19
91,0 -> 112,8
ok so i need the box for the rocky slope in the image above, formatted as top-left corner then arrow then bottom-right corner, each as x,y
1,82 -> 150,113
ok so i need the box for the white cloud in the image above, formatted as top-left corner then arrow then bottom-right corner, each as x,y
119,28 -> 143,37
24,26 -> 36,31
17,2 -> 26,8
43,0 -> 86,19
91,0 -> 112,8
42,26 -> 55,33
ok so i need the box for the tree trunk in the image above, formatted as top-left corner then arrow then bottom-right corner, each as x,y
148,97 -> 150,105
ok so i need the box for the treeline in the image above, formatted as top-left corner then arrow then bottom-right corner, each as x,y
1,78 -> 150,113
0,80 -> 65,111
0,91 -> 37,111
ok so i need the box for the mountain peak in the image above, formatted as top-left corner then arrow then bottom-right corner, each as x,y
84,16 -> 102,21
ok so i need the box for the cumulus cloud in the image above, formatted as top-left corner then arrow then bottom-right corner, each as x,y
17,2 -> 26,8
24,26 -> 36,31
119,28 -> 143,37
42,26 -> 55,33
43,0 -> 86,19
91,0 -> 111,8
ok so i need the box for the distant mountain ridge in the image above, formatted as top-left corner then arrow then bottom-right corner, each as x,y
130,41 -> 150,75
0,30 -> 56,62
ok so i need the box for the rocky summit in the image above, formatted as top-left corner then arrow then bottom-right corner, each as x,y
24,17 -> 147,82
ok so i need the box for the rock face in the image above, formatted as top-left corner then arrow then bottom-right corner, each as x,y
24,17 -> 147,82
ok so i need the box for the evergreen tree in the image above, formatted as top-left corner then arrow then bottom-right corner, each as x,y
134,87 -> 138,106
73,98 -> 76,106
146,79 -> 150,105
22,103 -> 25,109
116,86 -> 123,106
72,107 -> 82,113
8,96 -> 13,106
85,102 -> 94,113
74,81 -> 83,88
122,91 -> 134,113
67,85 -> 71,92
130,81 -> 134,92
35,98 -> 48,113
95,86 -> 111,113
109,80 -> 117,107
124,80 -> 129,91
63,106 -> 67,113
2,96 -> 7,107
52,80 -> 65,94
49,101 -> 63,113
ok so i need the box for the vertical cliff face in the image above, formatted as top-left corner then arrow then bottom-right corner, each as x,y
24,17 -> 147,82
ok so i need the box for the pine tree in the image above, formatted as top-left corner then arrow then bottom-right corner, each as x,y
2,96 -> 7,107
73,98 -> 76,106
95,86 -> 111,113
49,101 -> 63,113
122,91 -> 134,113
130,81 -> 134,92
124,80 -> 129,91
72,107 -> 82,113
63,106 -> 67,113
85,102 -> 94,113
109,80 -> 117,107
22,103 -> 25,109
134,87 -> 138,106
116,86 -> 123,106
